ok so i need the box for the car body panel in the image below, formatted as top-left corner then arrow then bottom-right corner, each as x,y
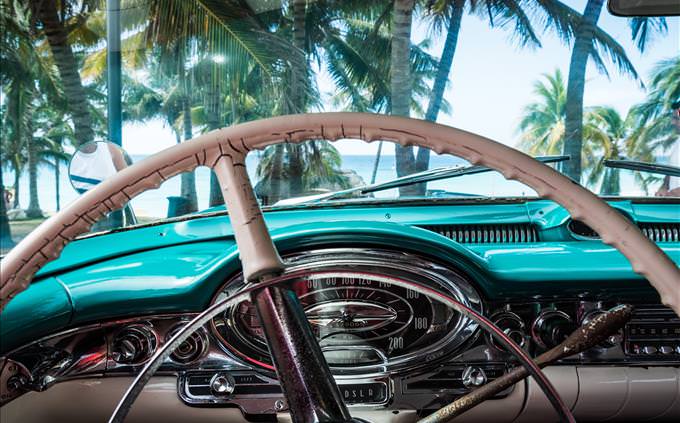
0,277 -> 73,352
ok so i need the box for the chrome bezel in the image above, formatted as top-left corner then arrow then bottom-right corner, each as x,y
531,309 -> 573,349
210,248 -> 482,378
487,310 -> 527,350
165,323 -> 210,366
110,323 -> 159,366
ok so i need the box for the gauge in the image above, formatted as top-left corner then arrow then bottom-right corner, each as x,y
212,249 -> 482,376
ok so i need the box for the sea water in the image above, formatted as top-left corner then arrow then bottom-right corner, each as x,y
7,153 -> 651,219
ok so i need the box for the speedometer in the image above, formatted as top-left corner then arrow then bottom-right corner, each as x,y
212,249 -> 481,376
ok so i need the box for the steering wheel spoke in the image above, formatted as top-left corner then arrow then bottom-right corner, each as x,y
212,152 -> 352,422
211,153 -> 284,280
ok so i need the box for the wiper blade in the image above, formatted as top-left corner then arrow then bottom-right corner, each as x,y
604,159 -> 680,177
305,155 -> 569,203
362,155 -> 569,195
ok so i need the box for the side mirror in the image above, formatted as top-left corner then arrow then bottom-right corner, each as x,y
68,141 -> 136,229
68,141 -> 131,194
608,0 -> 680,16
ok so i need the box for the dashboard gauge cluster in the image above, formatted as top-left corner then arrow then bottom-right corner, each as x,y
484,300 -> 680,365
211,249 -> 482,376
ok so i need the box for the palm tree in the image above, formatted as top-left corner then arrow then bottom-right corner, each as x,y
0,161 -> 13,249
391,0 -> 417,196
0,97 -> 14,249
3,0 -> 69,219
518,69 -> 597,183
517,71 -> 663,194
0,102 -> 27,210
250,1 -> 385,203
36,136 -> 71,212
177,45 -> 199,212
25,117 -> 43,218
37,107 -> 75,211
419,0 -> 582,172
582,106 -> 656,195
255,140 -> 351,203
131,0 -> 303,206
518,70 -> 568,157
628,56 -> 680,154
563,0 -> 667,182
22,0 -> 98,146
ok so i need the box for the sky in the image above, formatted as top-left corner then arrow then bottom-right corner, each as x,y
121,0 -> 680,156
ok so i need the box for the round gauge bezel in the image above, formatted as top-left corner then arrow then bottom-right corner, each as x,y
210,248 -> 482,377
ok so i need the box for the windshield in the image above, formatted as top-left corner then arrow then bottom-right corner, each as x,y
1,1 -> 678,252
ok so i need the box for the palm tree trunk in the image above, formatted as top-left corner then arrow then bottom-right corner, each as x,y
26,133 -> 43,218
181,94 -> 198,212
417,0 -> 465,173
268,145 -> 285,205
12,170 -> 19,209
291,0 -> 307,111
207,66 -> 224,207
32,1 -> 94,146
0,156 -> 14,249
564,0 -> 604,182
55,160 -> 61,211
391,0 -> 418,196
600,167 -> 620,195
370,141 -> 384,184
178,45 -> 198,213
287,0 -> 307,196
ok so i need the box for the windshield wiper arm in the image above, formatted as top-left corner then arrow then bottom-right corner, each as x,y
309,155 -> 569,203
604,159 -> 680,177
362,155 -> 569,195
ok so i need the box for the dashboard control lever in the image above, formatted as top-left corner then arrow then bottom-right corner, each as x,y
462,367 -> 487,388
420,304 -> 634,423
210,373 -> 235,396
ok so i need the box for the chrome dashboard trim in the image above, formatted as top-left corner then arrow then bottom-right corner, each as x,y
210,248 -> 483,378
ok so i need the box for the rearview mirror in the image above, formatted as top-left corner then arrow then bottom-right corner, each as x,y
68,141 -> 136,230
608,0 -> 680,16
68,141 -> 131,194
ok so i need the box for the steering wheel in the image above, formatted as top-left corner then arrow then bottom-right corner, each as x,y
1,113 -> 678,422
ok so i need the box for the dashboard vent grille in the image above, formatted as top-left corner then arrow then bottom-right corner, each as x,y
569,220 -> 679,243
418,224 -> 538,244
639,223 -> 680,243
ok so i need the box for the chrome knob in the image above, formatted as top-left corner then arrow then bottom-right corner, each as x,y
210,373 -> 235,396
642,345 -> 658,355
462,366 -> 487,388
659,346 -> 673,355
111,325 -> 156,365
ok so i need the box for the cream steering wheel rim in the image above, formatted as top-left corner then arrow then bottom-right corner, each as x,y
1,112 -> 678,315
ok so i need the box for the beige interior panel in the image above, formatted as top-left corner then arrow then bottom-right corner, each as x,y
0,377 -> 241,423
574,366 -> 629,420
655,368 -> 680,421
610,367 -> 680,422
513,366 -> 578,423
1,376 -> 526,423
3,367 -> 680,422
446,379 -> 526,423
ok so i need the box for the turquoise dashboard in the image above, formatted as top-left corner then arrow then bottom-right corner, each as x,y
2,198 -> 678,353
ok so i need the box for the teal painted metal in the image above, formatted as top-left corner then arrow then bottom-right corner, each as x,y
36,200 -> 679,280
57,241 -> 241,325
0,277 -> 73,352
3,200 -> 678,353
35,202 -> 535,278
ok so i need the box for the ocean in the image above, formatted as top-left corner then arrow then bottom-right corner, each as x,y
7,153 -> 649,218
